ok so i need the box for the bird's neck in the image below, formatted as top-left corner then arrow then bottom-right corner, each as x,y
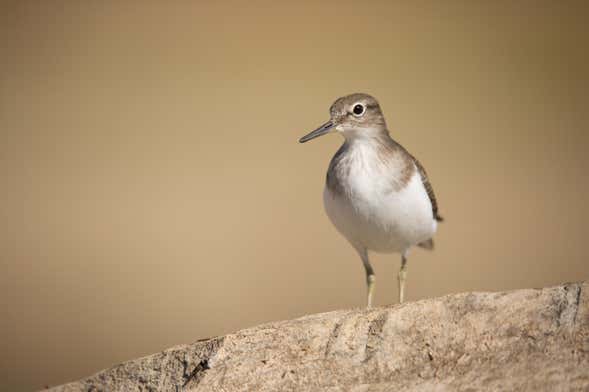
341,131 -> 412,175
343,128 -> 395,150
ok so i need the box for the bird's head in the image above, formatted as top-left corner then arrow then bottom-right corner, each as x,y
299,93 -> 388,143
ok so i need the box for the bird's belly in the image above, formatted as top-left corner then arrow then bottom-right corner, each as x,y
323,172 -> 436,253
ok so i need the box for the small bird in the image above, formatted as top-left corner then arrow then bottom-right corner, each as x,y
299,93 -> 443,307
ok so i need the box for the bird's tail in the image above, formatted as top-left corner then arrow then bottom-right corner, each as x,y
417,238 -> 434,250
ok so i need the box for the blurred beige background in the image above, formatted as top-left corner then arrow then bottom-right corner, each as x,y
1,1 -> 588,390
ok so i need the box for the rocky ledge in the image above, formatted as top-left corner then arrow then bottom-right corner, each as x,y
48,282 -> 588,391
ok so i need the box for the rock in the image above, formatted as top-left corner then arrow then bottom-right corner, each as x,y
47,282 -> 589,391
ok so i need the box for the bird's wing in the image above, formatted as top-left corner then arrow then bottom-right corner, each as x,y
388,138 -> 444,223
412,156 -> 444,222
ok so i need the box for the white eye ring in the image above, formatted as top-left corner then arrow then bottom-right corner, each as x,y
351,103 -> 365,117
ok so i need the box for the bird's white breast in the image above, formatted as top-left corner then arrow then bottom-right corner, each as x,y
323,144 -> 436,253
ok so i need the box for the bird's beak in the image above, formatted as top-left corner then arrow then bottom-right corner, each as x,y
299,120 -> 334,143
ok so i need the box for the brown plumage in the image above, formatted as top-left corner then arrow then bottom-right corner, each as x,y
392,141 -> 444,250
393,142 -> 444,223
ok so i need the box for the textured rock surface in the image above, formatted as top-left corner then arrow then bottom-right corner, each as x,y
48,282 -> 589,391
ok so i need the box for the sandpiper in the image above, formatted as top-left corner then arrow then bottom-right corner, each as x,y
299,93 -> 443,307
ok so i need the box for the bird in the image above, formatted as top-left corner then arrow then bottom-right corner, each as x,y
299,93 -> 443,307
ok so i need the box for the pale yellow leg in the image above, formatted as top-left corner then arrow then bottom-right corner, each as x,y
366,274 -> 376,308
356,246 -> 376,308
398,253 -> 408,303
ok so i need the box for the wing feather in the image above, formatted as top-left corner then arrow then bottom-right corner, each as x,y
412,157 -> 443,222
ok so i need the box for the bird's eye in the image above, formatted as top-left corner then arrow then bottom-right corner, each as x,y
352,104 -> 365,116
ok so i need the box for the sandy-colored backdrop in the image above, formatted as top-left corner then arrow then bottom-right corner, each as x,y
1,1 -> 588,390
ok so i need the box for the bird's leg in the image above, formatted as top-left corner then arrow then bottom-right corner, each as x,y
357,247 -> 375,308
398,252 -> 408,303
366,272 -> 376,309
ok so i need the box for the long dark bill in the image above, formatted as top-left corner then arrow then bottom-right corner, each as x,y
298,121 -> 334,143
